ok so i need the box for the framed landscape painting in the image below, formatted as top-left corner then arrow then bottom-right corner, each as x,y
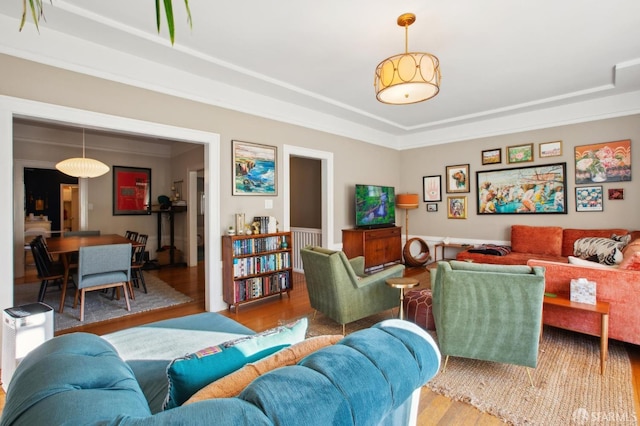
232,140 -> 277,195
481,148 -> 501,165
475,162 -> 567,214
539,140 -> 562,158
575,139 -> 631,184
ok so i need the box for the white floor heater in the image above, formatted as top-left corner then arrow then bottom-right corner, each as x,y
2,302 -> 54,391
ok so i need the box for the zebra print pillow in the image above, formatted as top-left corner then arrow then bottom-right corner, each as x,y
573,237 -> 627,265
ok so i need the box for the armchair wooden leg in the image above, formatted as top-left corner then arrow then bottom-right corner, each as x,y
342,324 -> 346,336
526,368 -> 535,387
442,355 -> 450,373
312,310 -> 318,320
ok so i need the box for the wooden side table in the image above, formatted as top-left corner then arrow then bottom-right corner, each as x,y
543,294 -> 610,374
433,243 -> 471,262
386,277 -> 419,320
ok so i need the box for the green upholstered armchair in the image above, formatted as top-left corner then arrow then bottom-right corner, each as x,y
432,260 -> 545,379
300,246 -> 405,334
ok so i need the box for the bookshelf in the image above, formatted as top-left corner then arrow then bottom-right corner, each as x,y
222,231 -> 293,310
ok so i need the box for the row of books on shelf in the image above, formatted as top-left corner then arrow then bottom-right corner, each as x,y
233,272 -> 291,302
232,252 -> 291,277
253,216 -> 277,234
231,235 -> 289,256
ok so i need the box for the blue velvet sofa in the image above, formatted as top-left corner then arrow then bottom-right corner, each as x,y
0,314 -> 440,425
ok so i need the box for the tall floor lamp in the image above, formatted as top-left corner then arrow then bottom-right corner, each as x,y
396,193 -> 430,267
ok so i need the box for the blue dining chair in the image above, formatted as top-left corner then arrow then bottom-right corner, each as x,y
72,243 -> 132,321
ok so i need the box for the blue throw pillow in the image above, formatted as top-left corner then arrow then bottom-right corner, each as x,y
163,318 -> 307,410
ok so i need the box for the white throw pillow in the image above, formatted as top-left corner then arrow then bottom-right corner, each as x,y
568,256 -> 617,269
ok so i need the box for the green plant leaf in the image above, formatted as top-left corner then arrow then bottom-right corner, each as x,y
20,0 -> 192,44
155,0 -> 161,33
163,0 -> 175,45
184,0 -> 192,28
21,0 -> 46,32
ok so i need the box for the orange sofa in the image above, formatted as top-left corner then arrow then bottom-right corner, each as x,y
456,225 -> 633,265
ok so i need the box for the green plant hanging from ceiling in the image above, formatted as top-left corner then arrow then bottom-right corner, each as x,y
20,0 -> 192,45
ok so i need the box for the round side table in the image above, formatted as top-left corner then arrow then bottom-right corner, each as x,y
386,277 -> 419,320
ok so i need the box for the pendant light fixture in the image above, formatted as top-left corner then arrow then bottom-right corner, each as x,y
56,129 -> 110,178
374,13 -> 441,105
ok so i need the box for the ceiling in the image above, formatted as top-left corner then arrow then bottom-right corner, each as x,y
2,1 -> 640,149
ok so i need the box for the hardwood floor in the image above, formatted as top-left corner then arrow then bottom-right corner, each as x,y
8,263 -> 640,424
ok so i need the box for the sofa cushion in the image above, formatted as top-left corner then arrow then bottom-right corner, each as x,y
573,237 -> 626,265
622,238 -> 640,256
561,228 -> 629,257
568,256 -> 617,269
619,252 -> 640,271
184,334 -> 342,404
511,225 -> 563,256
164,318 -> 307,410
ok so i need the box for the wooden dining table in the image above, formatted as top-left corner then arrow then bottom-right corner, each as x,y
45,234 -> 141,313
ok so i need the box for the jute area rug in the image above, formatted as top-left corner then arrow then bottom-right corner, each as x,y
14,272 -> 193,332
306,311 -> 636,425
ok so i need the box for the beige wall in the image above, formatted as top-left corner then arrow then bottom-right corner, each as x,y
1,54 -> 402,248
3,53 -> 637,252
400,115 -> 639,242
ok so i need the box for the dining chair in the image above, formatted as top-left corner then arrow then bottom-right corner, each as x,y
124,230 -> 138,241
130,234 -> 149,293
30,237 -> 67,303
72,243 -> 132,321
24,227 -> 49,265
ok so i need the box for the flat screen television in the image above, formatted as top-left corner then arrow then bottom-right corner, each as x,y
355,184 -> 396,229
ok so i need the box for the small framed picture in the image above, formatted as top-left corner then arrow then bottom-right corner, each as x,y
539,140 -> 563,158
445,164 -> 470,193
575,186 -> 603,212
447,196 -> 467,219
608,188 -> 624,200
426,203 -> 438,212
481,148 -> 502,165
507,143 -> 534,163
422,175 -> 442,202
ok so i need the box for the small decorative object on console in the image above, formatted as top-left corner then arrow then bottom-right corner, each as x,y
570,278 -> 596,305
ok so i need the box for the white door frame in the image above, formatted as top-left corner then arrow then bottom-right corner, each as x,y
1,96 -> 225,332
282,145 -> 334,249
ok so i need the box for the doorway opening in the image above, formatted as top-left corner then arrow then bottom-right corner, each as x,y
60,184 -> 79,233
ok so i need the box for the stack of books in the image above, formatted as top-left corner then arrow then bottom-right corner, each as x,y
253,216 -> 277,234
